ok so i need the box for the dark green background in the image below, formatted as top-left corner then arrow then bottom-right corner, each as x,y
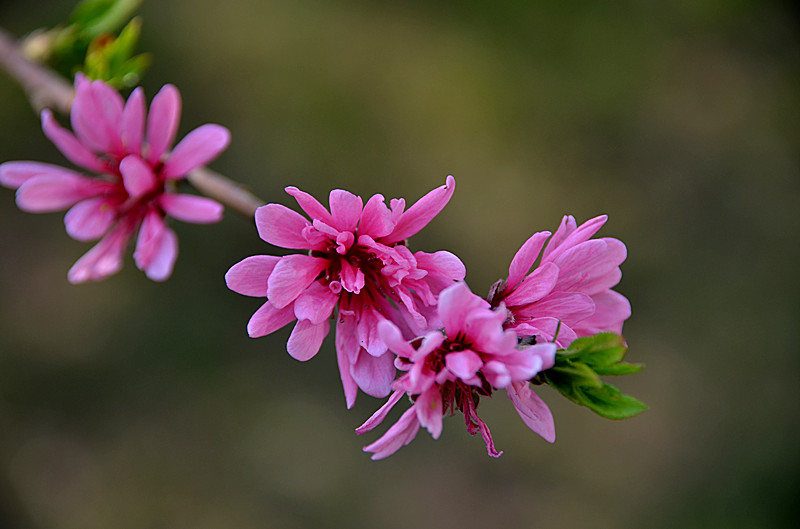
1,1 -> 798,528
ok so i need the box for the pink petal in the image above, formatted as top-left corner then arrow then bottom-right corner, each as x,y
16,174 -> 108,213
382,175 -> 455,244
255,204 -> 313,249
363,406 -> 421,461
247,301 -> 296,337
120,87 -> 145,154
266,255 -> 328,308
71,77 -> 124,154
64,197 -> 115,241
41,110 -> 107,173
285,186 -> 334,224
287,319 -> 330,361
294,281 -> 339,324
133,213 -> 178,281
543,215 -> 608,263
572,289 -> 631,336
67,223 -> 132,283
415,386 -> 444,439
161,124 -> 231,179
540,215 -> 577,261
339,260 -> 365,294
336,313 -> 361,408
358,193 -> 394,238
328,189 -> 363,232
515,291 -> 595,324
415,250 -> 466,283
377,320 -> 417,359
504,262 -> 559,307
225,255 -> 281,297
506,231 -> 551,289
160,193 -> 223,224
119,154 -> 157,198
507,381 -> 555,443
437,282 -> 489,339
445,350 -> 483,380
356,389 -> 404,434
351,350 -> 395,398
146,84 -> 181,164
0,162 -> 84,189
553,239 -> 626,292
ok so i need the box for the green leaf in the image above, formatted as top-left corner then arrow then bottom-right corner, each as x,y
594,362 -> 644,376
71,0 -> 142,38
576,382 -> 648,420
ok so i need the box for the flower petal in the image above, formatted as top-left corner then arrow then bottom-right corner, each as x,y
285,186 -> 334,224
160,193 -> 223,224
507,381 -> 555,443
363,406 -> 421,461
133,213 -> 178,281
415,386 -> 444,439
356,389 -> 404,434
16,174 -> 108,213
161,124 -> 231,179
506,230 -> 551,289
64,197 -> 115,241
294,281 -> 339,324
146,84 -> 181,164
358,193 -> 394,238
382,175 -> 455,244
41,110 -> 107,173
225,255 -> 281,297
336,313 -> 361,409
0,161 -> 83,189
328,189 -> 363,232
120,87 -> 145,154
351,350 -> 395,398
71,76 -> 124,154
504,262 -> 559,307
445,350 -> 483,380
67,224 -> 132,283
437,282 -> 488,338
119,154 -> 157,198
255,203 -> 313,249
287,319 -> 330,361
247,300 -> 296,337
266,255 -> 328,308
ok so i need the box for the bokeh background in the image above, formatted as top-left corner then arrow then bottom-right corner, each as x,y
1,1 -> 799,528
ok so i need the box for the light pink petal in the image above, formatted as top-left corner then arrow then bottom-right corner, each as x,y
377,320 -> 417,359
437,282 -> 489,338
543,215 -> 608,263
363,406 -> 421,461
415,250 -> 466,283
120,87 -> 145,153
327,189 -> 363,232
16,174 -> 107,213
146,84 -> 181,164
287,319 -> 330,361
0,162 -> 83,189
335,313 -> 361,408
358,193 -> 394,238
513,317 -> 578,349
445,350 -> 483,380
351,350 -> 395,398
64,197 -> 115,241
133,212 -> 178,281
247,301 -> 296,337
67,223 -> 132,283
41,110 -> 107,173
267,255 -> 328,308
160,193 -> 223,224
339,260 -> 365,294
356,390 -> 404,434
415,386 -> 444,439
294,281 -> 339,324
71,77 -> 124,153
482,361 -> 511,388
119,155 -> 157,198
507,381 -> 556,443
515,291 -> 595,325
504,262 -> 559,307
506,231 -> 551,289
255,203 -> 313,249
465,309 -> 516,354
285,186 -> 334,224
540,215 -> 577,261
161,124 -> 231,179
572,290 -> 631,336
225,255 -> 281,297
553,239 -> 627,292
381,175 -> 455,244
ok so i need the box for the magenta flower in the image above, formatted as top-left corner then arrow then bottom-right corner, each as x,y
489,214 -> 630,348
0,75 -> 230,282
226,176 -> 465,407
356,282 -> 556,460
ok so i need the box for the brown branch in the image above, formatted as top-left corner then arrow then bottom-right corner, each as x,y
0,26 -> 265,218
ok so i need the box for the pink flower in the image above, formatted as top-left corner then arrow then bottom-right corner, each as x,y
489,214 -> 630,348
356,282 -> 556,460
225,177 -> 465,408
0,75 -> 230,282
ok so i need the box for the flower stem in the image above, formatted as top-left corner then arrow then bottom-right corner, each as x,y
0,26 -> 265,218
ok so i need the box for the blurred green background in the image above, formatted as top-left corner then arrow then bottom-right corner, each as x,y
1,1 -> 799,528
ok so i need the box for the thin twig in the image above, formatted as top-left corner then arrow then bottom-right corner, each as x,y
0,26 -> 265,218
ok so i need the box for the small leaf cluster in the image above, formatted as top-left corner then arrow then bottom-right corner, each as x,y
22,0 -> 149,88
536,333 -> 647,420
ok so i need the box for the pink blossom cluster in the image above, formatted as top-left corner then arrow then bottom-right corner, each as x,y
226,178 -> 630,459
0,75 -> 230,282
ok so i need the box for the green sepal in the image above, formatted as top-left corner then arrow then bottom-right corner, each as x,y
70,0 -> 143,39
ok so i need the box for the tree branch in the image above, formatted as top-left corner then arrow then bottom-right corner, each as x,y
0,26 -> 265,218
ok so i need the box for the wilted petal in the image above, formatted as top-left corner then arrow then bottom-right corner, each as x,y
146,84 -> 181,164
255,203 -> 313,249
64,197 -> 115,241
382,175 -> 455,244
225,255 -> 281,297
287,319 -> 330,361
162,124 -> 231,179
160,193 -> 223,224
507,381 -> 556,443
